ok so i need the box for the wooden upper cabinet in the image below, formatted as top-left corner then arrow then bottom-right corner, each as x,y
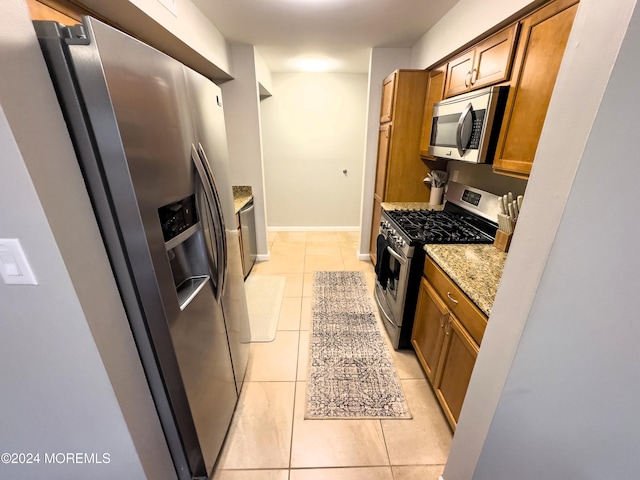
379,72 -> 396,123
26,0 -> 84,25
444,23 -> 519,98
373,69 -> 430,201
493,0 -> 579,178
444,50 -> 475,98
419,66 -> 447,159
374,123 -> 392,200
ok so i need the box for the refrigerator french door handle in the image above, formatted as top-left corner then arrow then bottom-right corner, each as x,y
191,144 -> 224,303
195,143 -> 228,298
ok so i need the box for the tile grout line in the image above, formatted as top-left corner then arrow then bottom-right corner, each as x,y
286,279 -> 304,474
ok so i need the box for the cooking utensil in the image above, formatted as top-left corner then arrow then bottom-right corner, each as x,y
428,170 -> 449,188
517,195 -> 523,210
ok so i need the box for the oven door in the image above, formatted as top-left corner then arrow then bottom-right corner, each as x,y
375,242 -> 410,330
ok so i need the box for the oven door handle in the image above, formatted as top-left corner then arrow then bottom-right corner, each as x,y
374,287 -> 396,325
386,246 -> 407,265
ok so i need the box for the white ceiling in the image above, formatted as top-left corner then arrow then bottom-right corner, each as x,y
190,0 -> 460,73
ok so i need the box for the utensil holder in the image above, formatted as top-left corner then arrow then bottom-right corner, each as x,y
429,187 -> 444,206
494,230 -> 512,252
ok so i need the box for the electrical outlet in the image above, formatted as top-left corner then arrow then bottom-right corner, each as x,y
0,239 -> 38,285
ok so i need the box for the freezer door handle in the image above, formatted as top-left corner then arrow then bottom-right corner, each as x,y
191,144 -> 226,302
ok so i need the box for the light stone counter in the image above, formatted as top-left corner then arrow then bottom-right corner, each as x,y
381,201 -> 444,211
424,244 -> 507,316
232,185 -> 253,214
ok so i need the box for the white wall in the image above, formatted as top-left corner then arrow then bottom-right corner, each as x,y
78,0 -> 232,79
261,72 -> 368,229
254,48 -> 273,96
357,47 -> 412,257
0,2 -> 175,478
221,45 -> 269,256
443,0 -> 639,478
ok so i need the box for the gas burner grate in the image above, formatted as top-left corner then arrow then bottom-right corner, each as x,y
385,209 -> 494,244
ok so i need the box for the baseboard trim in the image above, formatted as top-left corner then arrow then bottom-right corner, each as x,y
255,253 -> 270,262
267,226 -> 359,232
357,252 -> 371,261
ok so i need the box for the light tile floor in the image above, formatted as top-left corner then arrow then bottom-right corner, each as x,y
213,231 -> 452,480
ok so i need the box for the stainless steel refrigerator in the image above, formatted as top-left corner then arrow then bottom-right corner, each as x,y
34,17 -> 251,480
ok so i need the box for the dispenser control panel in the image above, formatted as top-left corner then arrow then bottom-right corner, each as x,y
158,195 -> 197,242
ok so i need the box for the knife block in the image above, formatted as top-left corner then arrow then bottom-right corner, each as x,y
494,230 -> 512,252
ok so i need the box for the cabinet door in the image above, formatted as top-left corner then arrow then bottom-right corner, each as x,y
374,124 -> 392,200
444,24 -> 518,98
369,199 -> 383,263
471,23 -> 519,90
380,72 -> 396,123
419,66 -> 447,158
493,0 -> 579,178
26,0 -> 83,25
444,50 -> 474,98
411,278 -> 448,384
434,314 -> 479,430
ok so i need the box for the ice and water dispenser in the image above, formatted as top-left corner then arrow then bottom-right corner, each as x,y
158,195 -> 210,310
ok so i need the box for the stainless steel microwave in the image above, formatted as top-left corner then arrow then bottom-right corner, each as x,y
428,85 -> 508,163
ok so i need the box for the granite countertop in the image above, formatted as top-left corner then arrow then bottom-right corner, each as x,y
424,244 -> 507,317
232,186 -> 253,213
381,201 -> 444,211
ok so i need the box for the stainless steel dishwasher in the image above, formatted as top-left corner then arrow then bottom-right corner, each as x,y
239,199 -> 257,278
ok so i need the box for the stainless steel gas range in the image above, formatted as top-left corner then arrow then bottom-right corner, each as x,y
374,182 -> 502,349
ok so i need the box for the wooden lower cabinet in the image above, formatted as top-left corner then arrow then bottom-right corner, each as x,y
369,199 -> 383,263
433,313 -> 479,428
412,265 -> 484,430
412,278 -> 447,383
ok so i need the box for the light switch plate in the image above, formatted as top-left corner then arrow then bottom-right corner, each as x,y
0,238 -> 38,285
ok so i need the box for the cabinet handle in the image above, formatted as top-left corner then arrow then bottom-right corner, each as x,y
440,314 -> 446,328
464,71 -> 471,88
445,318 -> 452,336
471,68 -> 478,85
447,292 -> 459,305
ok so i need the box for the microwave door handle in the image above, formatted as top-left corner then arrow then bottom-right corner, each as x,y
197,143 -> 228,298
456,102 -> 474,157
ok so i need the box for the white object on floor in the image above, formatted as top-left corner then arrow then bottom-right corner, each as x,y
244,275 -> 286,342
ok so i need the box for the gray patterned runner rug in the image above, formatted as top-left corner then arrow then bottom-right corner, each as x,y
305,271 -> 411,419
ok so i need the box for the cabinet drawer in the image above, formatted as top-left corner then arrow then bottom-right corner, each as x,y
423,256 -> 487,345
